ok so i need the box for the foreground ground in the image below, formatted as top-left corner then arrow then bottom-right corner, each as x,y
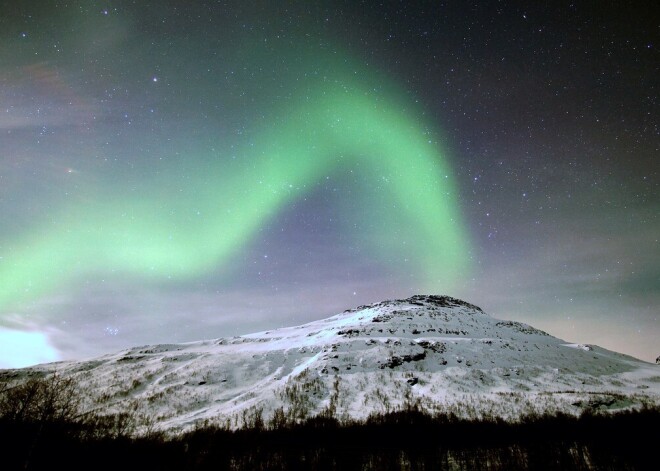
1,403 -> 657,470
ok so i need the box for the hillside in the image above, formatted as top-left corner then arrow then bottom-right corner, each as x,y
1,295 -> 658,433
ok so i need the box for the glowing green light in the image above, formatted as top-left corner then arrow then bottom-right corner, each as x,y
0,78 -> 470,311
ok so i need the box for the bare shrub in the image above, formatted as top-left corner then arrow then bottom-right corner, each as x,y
0,374 -> 81,424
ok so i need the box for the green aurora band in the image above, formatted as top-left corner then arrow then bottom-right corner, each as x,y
0,79 -> 471,311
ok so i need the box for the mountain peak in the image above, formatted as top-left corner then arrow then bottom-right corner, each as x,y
345,294 -> 484,315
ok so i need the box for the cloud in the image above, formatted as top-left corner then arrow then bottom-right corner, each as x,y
0,327 -> 60,368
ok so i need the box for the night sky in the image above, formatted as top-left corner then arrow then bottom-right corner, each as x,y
1,1 -> 657,368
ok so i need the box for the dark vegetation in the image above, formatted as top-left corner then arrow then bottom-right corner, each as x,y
0,375 -> 657,470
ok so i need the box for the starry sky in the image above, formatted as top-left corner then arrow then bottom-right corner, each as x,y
0,1 -> 657,368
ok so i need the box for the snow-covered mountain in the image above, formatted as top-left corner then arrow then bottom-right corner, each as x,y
2,295 -> 658,433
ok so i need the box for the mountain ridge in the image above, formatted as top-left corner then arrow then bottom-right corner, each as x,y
1,294 -> 658,433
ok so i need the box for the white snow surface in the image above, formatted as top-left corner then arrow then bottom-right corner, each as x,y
2,295 -> 658,433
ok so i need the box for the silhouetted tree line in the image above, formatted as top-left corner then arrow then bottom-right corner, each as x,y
0,374 -> 657,470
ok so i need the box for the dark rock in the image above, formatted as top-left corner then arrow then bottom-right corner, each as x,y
337,328 -> 361,337
402,351 -> 426,363
380,351 -> 426,369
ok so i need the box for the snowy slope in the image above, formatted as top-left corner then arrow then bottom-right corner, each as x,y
2,295 -> 658,433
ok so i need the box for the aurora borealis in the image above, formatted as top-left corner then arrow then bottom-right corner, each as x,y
1,2 -> 657,367
0,78 -> 469,311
